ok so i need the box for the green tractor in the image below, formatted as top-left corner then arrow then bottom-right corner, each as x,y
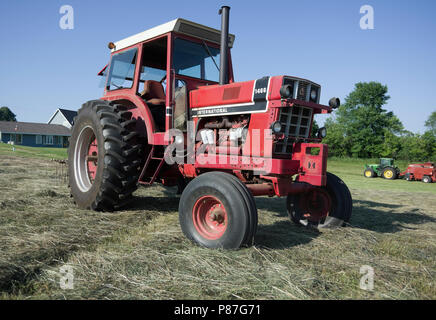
363,158 -> 401,180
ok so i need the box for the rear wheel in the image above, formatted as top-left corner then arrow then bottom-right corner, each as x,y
287,172 -> 352,229
68,100 -> 143,211
179,172 -> 257,249
422,176 -> 432,183
382,167 -> 397,180
364,167 -> 376,178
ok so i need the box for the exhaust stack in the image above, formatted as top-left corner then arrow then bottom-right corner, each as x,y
219,6 -> 230,85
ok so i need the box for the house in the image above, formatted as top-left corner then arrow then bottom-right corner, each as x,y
0,121 -> 71,148
47,108 -> 77,129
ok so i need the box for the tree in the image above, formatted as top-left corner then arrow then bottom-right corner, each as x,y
0,107 -> 17,121
310,119 -> 319,137
323,117 -> 351,157
424,111 -> 436,137
323,82 -> 403,158
397,131 -> 432,162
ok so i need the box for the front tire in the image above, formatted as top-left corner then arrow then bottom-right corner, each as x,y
68,100 -> 143,211
179,172 -> 257,249
364,167 -> 376,178
287,172 -> 352,229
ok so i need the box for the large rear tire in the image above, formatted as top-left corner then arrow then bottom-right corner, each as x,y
287,172 -> 352,229
179,172 -> 257,249
382,167 -> 397,180
68,100 -> 143,211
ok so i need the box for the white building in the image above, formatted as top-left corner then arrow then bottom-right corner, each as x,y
47,108 -> 77,129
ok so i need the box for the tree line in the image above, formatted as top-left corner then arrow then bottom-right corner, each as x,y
322,82 -> 436,162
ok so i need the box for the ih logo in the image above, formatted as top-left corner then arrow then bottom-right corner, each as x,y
307,161 -> 316,169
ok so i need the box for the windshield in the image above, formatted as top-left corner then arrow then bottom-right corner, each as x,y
173,38 -> 220,82
106,48 -> 137,90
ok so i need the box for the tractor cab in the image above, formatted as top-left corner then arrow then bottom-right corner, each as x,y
380,158 -> 394,167
100,18 -> 235,139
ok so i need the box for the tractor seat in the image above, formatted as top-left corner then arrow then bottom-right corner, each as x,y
140,80 -> 166,106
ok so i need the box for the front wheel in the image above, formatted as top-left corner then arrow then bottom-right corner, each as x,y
179,172 -> 257,249
287,172 -> 352,229
364,167 -> 376,178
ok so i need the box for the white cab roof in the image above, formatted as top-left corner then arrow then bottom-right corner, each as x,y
112,18 -> 235,52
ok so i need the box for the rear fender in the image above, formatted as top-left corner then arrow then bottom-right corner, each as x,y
101,94 -> 156,144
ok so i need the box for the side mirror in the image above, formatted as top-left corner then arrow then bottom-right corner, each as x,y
329,97 -> 341,109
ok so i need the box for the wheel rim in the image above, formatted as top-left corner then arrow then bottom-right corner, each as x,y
74,126 -> 99,192
192,196 -> 228,240
365,170 -> 372,177
298,189 -> 332,223
384,170 -> 393,179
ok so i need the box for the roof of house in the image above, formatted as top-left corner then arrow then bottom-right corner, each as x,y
58,108 -> 77,125
0,121 -> 71,136
47,108 -> 77,126
112,18 -> 235,52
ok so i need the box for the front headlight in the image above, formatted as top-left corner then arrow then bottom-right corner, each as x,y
317,127 -> 327,139
280,84 -> 293,99
310,89 -> 317,101
271,121 -> 282,134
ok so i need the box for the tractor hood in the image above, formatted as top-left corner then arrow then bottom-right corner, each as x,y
189,75 -> 331,118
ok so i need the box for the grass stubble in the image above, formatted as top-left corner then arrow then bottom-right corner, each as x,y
0,151 -> 434,300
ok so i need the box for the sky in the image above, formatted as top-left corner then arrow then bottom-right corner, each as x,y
0,0 -> 435,133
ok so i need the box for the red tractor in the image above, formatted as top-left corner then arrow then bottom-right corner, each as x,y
68,7 -> 352,249
400,162 -> 436,183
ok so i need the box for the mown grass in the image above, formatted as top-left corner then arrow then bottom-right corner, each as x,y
0,154 -> 434,300
0,143 -> 67,160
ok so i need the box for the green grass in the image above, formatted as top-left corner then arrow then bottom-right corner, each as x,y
0,143 -> 67,160
328,157 -> 436,194
0,153 -> 435,300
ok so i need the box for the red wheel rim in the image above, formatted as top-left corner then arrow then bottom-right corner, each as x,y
86,137 -> 98,182
192,196 -> 228,240
299,188 -> 331,222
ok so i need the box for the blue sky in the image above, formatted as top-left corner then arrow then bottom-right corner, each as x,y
0,0 -> 435,133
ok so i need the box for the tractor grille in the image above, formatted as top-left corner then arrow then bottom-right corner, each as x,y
274,105 -> 313,155
297,81 -> 309,100
283,77 -> 320,103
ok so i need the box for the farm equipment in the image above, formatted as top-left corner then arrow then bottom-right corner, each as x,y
363,158 -> 400,180
68,6 -> 352,249
399,162 -> 435,183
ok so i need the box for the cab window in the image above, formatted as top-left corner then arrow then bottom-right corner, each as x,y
173,38 -> 220,82
106,48 -> 137,90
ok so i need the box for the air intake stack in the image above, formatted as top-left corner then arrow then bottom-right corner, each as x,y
219,6 -> 230,85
